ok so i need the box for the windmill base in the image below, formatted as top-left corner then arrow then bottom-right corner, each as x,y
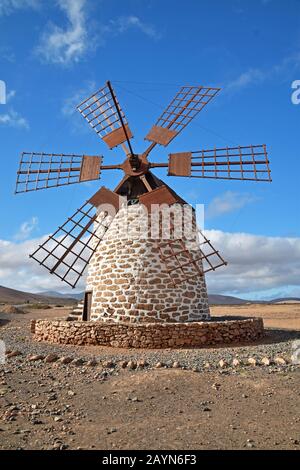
31,317 -> 264,349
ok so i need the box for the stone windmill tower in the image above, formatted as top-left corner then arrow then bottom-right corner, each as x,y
15,81 -> 271,324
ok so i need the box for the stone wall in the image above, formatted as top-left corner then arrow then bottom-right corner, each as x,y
32,317 -> 264,349
86,204 -> 210,323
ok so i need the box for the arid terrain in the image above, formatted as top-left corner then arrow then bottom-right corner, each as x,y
0,303 -> 299,450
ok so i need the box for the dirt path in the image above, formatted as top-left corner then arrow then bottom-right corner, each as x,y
211,304 -> 300,330
0,366 -> 299,450
0,303 -> 299,450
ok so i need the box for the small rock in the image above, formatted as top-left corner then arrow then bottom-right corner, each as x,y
218,360 -> 227,368
47,394 -> 57,401
261,357 -> 270,366
212,383 -> 221,390
232,358 -> 240,367
248,358 -> 257,366
86,359 -> 97,367
119,360 -> 128,369
32,419 -> 43,425
137,360 -> 148,368
54,416 -> 62,422
57,357 -> 72,365
72,358 -> 84,366
67,390 -> 75,397
274,357 -> 286,365
155,362 -> 164,369
6,351 -> 22,358
44,354 -> 58,363
131,397 -> 142,403
107,428 -> 117,434
203,407 -> 211,412
28,354 -> 44,362
127,361 -> 137,370
204,362 -> 211,369
103,360 -> 115,368
172,361 -> 180,369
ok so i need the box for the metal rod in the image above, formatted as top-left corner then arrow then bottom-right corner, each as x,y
149,160 -> 269,169
191,159 -> 269,167
107,80 -> 134,156
18,167 -> 81,175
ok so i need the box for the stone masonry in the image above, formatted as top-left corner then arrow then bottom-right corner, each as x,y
32,317 -> 264,348
85,203 -> 210,323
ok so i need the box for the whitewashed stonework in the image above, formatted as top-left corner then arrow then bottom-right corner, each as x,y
85,204 -> 210,323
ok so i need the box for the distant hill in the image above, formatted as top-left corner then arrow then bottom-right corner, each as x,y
1,285 -> 299,306
208,294 -> 250,305
35,291 -> 300,305
35,290 -> 84,301
270,297 -> 300,304
208,295 -> 300,305
0,285 -> 77,305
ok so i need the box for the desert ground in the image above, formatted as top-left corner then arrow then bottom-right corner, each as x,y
0,303 -> 299,450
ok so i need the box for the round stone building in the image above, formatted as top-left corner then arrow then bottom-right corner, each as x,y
84,202 -> 210,323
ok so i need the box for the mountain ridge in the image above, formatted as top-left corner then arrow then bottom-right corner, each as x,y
1,285 -> 299,306
0,285 -> 77,305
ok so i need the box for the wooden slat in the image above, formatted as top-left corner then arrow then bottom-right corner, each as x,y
79,156 -> 101,181
168,153 -> 192,176
145,125 -> 177,146
101,124 -> 132,149
88,186 -> 125,210
139,185 -> 179,211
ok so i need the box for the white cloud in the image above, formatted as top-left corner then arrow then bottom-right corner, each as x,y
36,0 -> 89,65
205,229 -> 300,298
0,0 -> 39,16
104,15 -> 161,40
0,109 -> 29,129
226,68 -> 266,92
0,229 -> 299,299
14,217 -> 38,241
2,2 -> 160,66
0,236 -> 86,293
206,191 -> 258,219
225,48 -> 300,93
36,7 -> 161,65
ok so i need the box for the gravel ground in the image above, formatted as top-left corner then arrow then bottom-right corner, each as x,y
1,311 -> 299,370
1,308 -> 300,450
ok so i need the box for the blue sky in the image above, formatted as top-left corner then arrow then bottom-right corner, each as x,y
0,0 -> 300,298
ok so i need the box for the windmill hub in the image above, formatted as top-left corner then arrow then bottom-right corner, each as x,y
121,154 -> 149,176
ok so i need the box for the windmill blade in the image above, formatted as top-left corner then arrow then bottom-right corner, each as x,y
144,85 -> 220,152
15,152 -> 103,193
167,144 -> 271,181
158,227 -> 227,286
30,187 -> 125,288
77,81 -> 133,154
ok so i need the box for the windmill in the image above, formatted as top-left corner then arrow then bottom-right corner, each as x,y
15,81 -> 271,323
